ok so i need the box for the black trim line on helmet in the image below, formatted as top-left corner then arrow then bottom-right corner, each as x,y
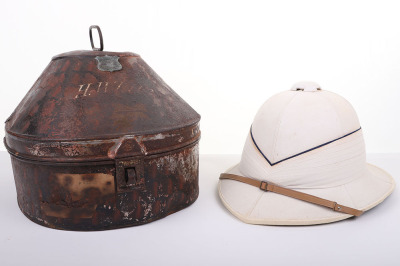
250,126 -> 362,166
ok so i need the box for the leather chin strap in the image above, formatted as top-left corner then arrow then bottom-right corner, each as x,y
220,173 -> 363,217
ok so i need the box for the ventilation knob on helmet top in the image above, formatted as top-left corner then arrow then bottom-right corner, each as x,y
290,81 -> 321,92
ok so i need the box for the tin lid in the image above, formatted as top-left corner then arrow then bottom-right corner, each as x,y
5,26 -> 200,162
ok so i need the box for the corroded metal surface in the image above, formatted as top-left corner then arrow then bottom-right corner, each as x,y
5,51 -> 200,142
11,142 -> 199,230
5,46 -> 201,230
5,123 -> 200,162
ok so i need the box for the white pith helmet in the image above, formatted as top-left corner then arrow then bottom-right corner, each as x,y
218,82 -> 395,225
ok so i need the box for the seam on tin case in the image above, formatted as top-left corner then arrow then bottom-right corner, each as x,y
5,120 -> 201,142
6,138 -> 200,166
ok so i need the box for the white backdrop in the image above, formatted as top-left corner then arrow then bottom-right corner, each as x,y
1,0 -> 400,154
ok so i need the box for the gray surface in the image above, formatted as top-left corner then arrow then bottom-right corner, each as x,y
0,152 -> 399,266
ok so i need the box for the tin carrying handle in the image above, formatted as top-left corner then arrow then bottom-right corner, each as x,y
89,25 -> 104,51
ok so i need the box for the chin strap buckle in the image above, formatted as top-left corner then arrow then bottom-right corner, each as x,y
259,181 -> 268,191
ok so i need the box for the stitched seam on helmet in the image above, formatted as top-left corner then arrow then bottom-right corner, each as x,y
316,92 -> 345,136
270,93 -> 299,163
246,190 -> 265,217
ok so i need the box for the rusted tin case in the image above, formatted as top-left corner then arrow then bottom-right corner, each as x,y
4,27 -> 200,231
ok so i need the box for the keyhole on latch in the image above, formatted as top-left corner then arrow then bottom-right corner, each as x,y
125,167 -> 137,185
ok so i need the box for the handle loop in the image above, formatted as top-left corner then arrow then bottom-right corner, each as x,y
89,25 -> 104,51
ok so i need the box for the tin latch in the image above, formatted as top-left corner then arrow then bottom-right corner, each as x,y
115,157 -> 145,193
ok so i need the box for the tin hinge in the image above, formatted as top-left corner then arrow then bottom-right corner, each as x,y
115,157 -> 145,193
